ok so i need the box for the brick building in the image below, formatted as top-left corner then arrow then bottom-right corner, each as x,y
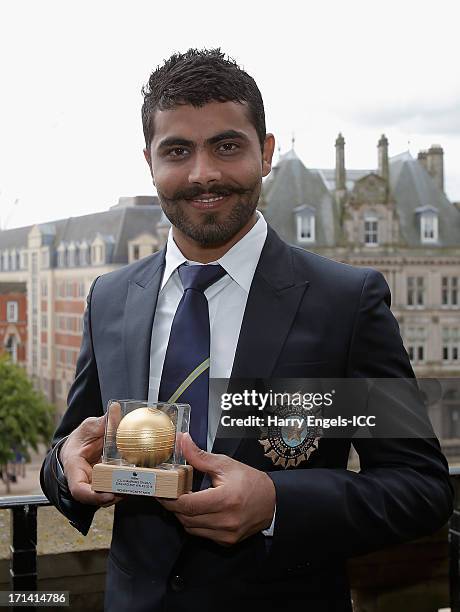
0,282 -> 27,365
0,196 -> 166,413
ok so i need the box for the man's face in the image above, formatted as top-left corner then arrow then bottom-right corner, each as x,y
144,101 -> 274,248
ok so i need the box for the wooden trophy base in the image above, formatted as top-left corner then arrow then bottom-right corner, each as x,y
91,463 -> 193,499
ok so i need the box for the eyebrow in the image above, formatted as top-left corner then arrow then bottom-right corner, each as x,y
157,130 -> 249,150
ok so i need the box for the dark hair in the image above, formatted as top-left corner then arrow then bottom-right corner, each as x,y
141,48 -> 266,150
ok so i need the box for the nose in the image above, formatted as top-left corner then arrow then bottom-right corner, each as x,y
188,150 -> 222,185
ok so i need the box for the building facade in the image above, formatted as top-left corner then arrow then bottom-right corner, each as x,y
261,137 -> 460,380
0,196 -> 166,413
0,141 -> 459,441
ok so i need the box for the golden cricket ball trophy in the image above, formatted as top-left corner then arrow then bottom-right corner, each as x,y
92,400 -> 192,498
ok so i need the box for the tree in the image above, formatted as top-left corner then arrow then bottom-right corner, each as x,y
0,354 -> 55,493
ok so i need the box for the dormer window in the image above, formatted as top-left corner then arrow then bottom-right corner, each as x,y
416,206 -> 439,243
57,243 -> 67,268
294,205 -> 315,244
421,214 -> 438,243
364,215 -> 378,246
128,233 -> 159,263
79,241 -> 89,266
68,242 -> 77,267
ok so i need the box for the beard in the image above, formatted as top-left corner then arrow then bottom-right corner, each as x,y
157,180 -> 261,247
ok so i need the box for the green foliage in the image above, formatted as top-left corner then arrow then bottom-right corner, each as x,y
0,354 -> 56,466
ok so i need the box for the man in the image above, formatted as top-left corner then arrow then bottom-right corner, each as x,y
40,49 -> 453,611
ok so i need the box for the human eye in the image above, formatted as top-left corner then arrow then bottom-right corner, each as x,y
217,142 -> 240,154
166,147 -> 189,159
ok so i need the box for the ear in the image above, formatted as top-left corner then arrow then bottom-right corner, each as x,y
143,147 -> 155,185
262,133 -> 275,178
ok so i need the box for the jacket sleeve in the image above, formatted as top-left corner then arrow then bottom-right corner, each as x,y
40,277 -> 103,536
268,269 -> 454,566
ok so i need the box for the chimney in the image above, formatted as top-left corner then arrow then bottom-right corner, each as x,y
426,144 -> 444,192
417,150 -> 428,171
377,134 -> 389,183
335,133 -> 346,191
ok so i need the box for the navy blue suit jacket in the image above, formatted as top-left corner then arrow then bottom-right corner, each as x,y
40,225 -> 453,612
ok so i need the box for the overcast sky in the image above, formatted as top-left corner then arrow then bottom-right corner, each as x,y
1,0 -> 459,230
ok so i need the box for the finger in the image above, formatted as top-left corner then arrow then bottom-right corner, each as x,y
79,415 -> 107,442
101,494 -> 125,508
158,485 -> 226,516
181,433 -> 228,476
65,461 -> 114,505
71,480 -> 118,506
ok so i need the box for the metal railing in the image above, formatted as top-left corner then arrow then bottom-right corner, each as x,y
0,494 -> 50,591
1,474 -> 459,609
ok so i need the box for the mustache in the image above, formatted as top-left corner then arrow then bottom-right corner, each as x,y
168,184 -> 250,201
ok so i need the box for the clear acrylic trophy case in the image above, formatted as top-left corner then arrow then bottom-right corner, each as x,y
91,400 -> 192,498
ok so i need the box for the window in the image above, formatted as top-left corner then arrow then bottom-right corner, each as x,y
57,247 -> 66,268
5,335 -> 18,363
68,248 -> 75,267
92,244 -> 104,264
77,281 -> 85,298
296,214 -> 315,243
41,281 -> 48,297
442,277 -> 459,307
133,245 -> 140,260
407,276 -> 425,307
41,250 -> 49,269
406,326 -> 426,364
41,314 -> 47,329
80,245 -> 88,266
364,217 -> 378,246
20,251 -> 28,270
66,281 -> 74,298
41,346 -> 48,362
7,301 -> 18,322
442,327 -> 460,363
420,213 -> 438,243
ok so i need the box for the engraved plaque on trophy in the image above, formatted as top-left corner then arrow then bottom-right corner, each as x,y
91,400 -> 192,498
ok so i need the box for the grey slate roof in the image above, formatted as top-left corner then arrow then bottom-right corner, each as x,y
0,201 -> 164,264
0,225 -> 35,250
262,150 -> 340,247
262,148 -> 460,249
316,168 -> 370,192
389,152 -> 460,247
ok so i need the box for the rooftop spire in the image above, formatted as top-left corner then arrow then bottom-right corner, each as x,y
335,133 -> 346,191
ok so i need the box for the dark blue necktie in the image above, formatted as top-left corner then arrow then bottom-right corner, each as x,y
158,263 -> 226,456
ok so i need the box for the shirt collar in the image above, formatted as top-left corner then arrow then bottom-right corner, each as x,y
161,211 -> 268,293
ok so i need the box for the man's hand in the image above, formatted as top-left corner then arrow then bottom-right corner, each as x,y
59,415 -> 124,508
158,433 -> 276,546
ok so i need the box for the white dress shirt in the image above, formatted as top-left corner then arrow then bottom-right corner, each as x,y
148,211 -> 275,535
148,211 -> 267,449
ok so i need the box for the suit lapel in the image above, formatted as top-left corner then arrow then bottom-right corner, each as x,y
123,250 -> 166,400
210,226 -> 309,459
